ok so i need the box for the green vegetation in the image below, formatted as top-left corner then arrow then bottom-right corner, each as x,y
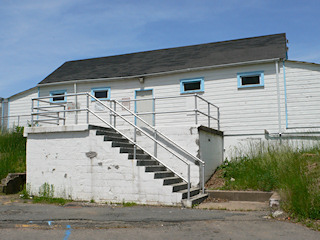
0,127 -> 26,180
218,141 -> 320,224
122,201 -> 137,207
31,183 -> 70,205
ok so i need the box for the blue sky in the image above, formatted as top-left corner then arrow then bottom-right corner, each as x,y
1,0 -> 320,98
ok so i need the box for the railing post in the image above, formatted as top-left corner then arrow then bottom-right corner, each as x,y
194,94 -> 198,125
57,112 -> 60,125
75,90 -> 78,125
109,100 -> 112,125
63,106 -> 66,125
187,164 -> 191,200
31,99 -> 34,127
208,103 -> 210,128
217,107 -> 220,130
153,97 -> 156,126
202,163 -> 205,194
133,128 -> 137,160
113,101 -> 116,128
86,94 -> 89,124
154,130 -> 157,157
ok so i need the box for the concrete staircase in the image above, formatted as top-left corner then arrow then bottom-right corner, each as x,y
90,125 -> 208,206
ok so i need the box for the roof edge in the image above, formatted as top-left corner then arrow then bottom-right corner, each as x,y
38,58 -> 281,87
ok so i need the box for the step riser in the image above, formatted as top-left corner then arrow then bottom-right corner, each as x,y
173,184 -> 188,192
112,142 -> 134,148
104,136 -> 129,142
136,160 -> 159,166
154,172 -> 174,179
97,131 -> 122,137
163,178 -> 182,185
120,148 -> 144,154
182,189 -> 200,199
128,154 -> 151,160
146,166 -> 166,172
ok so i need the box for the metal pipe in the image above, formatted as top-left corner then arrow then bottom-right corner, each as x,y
31,99 -> 34,127
86,94 -> 89,124
208,103 -> 210,128
63,106 -> 66,125
194,94 -> 198,125
275,60 -> 282,134
113,102 -> 116,127
154,130 -> 157,157
74,83 -> 78,124
187,165 -> 190,200
202,163 -> 205,194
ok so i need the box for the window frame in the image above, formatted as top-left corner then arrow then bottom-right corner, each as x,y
180,77 -> 204,94
91,87 -> 111,101
50,90 -> 67,103
237,71 -> 264,88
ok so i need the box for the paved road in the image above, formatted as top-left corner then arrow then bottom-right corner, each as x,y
0,199 -> 319,240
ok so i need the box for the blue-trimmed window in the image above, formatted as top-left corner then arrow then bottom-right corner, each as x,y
50,90 -> 67,103
91,87 -> 111,101
237,71 -> 264,88
180,78 -> 204,94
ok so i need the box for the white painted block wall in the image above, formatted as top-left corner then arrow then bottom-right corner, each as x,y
25,125 -> 183,205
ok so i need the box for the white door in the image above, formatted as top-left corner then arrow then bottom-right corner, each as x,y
135,89 -> 154,127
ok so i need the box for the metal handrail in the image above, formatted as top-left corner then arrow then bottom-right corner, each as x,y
113,99 -> 205,165
113,98 -> 206,195
30,92 -> 221,197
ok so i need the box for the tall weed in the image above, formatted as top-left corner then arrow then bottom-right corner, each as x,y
222,141 -> 320,220
0,127 -> 26,179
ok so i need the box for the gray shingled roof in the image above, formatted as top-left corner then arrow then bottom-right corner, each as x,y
39,33 -> 287,85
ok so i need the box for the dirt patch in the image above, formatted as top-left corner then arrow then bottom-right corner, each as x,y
205,169 -> 225,189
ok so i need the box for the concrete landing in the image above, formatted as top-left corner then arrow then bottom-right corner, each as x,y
196,201 -> 269,211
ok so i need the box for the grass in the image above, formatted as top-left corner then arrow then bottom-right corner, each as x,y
218,141 -> 320,224
0,126 -> 26,180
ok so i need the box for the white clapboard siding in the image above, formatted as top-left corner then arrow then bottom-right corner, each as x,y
8,87 -> 38,128
285,61 -> 320,128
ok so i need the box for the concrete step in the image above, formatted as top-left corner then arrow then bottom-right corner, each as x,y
163,176 -> 182,185
104,136 -> 129,142
146,165 -> 166,172
179,187 -> 200,199
120,148 -> 144,154
172,182 -> 188,192
182,193 -> 208,207
89,125 -> 116,132
112,142 -> 135,148
96,130 -> 122,137
154,171 -> 175,179
136,159 -> 159,166
128,153 -> 151,160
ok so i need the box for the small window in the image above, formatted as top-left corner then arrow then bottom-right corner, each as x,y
50,90 -> 67,103
91,87 -> 111,101
180,78 -> 204,94
237,71 -> 264,88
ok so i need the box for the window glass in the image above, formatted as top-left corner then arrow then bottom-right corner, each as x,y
94,90 -> 108,99
91,87 -> 111,101
50,90 -> 67,102
241,76 -> 260,85
180,78 -> 204,94
184,81 -> 201,91
237,71 -> 264,88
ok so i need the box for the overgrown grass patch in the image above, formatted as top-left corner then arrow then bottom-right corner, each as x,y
219,141 -> 320,221
0,127 -> 26,180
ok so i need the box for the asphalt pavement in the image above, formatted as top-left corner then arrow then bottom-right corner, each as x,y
0,195 -> 319,240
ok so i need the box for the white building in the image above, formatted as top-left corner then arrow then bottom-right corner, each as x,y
4,33 -> 320,205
